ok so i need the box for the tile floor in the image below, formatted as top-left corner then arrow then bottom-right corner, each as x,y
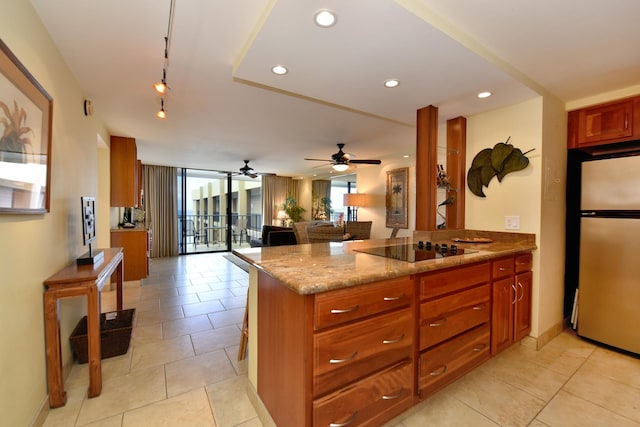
43,252 -> 640,427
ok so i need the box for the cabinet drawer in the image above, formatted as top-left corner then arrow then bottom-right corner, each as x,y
492,257 -> 514,279
314,276 -> 414,330
314,361 -> 413,427
419,262 -> 489,300
515,252 -> 532,273
419,324 -> 490,396
314,309 -> 413,397
420,284 -> 490,350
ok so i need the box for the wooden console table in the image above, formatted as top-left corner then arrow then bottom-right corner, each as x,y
43,248 -> 124,408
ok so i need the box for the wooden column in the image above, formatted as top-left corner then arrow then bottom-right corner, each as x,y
415,105 -> 438,231
446,116 -> 466,229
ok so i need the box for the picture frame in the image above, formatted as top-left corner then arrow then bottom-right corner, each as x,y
0,38 -> 53,214
81,196 -> 96,246
386,167 -> 408,228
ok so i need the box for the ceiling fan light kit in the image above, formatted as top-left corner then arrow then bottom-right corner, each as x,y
305,143 -> 382,172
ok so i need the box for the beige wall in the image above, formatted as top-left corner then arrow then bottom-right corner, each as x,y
0,1 -> 109,424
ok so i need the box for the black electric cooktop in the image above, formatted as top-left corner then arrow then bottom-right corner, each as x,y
354,242 -> 476,263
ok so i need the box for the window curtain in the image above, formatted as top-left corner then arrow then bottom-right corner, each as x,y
143,165 -> 178,257
262,175 -> 297,226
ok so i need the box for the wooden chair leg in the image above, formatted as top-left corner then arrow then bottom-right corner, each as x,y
238,294 -> 249,361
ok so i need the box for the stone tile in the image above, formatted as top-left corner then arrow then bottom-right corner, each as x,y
197,288 -> 237,301
135,305 -> 184,326
130,322 -> 162,346
79,414 -> 123,427
192,325 -> 242,355
563,361 -> 640,423
130,334 -> 194,371
208,307 -> 245,328
75,365 -> 166,425
162,314 -> 212,339
399,392 -> 499,426
182,300 -> 226,317
536,390 -> 640,427
207,376 -> 258,427
122,388 -> 215,426
220,295 -> 247,310
43,385 -> 87,427
177,284 -> 213,295
447,368 -> 546,426
159,292 -> 200,308
165,349 -> 237,397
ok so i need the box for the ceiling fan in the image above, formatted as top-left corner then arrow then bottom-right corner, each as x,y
304,143 -> 382,171
237,160 -> 275,179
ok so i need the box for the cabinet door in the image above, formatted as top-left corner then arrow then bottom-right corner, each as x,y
514,271 -> 532,341
111,230 -> 148,281
491,277 -> 514,355
577,99 -> 633,146
110,136 -> 138,207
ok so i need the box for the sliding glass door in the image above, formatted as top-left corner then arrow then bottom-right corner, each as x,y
177,168 -> 262,254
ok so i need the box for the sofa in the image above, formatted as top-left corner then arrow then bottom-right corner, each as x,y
249,225 -> 297,247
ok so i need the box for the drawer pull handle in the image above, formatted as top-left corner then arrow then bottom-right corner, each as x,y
383,293 -> 405,302
429,365 -> 447,376
382,388 -> 405,400
472,343 -> 487,352
472,304 -> 486,310
329,352 -> 358,364
382,333 -> 405,344
330,304 -> 359,314
429,318 -> 447,327
499,267 -> 507,271
329,411 -> 357,427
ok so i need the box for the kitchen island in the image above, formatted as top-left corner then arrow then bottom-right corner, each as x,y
233,230 -> 536,427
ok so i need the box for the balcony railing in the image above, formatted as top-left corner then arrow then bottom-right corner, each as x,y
178,213 -> 262,253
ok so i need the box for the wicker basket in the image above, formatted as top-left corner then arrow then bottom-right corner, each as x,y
69,309 -> 135,364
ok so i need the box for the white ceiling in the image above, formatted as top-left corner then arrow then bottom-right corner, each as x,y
31,0 -> 640,178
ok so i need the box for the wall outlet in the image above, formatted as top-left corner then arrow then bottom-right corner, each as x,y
505,215 -> 520,230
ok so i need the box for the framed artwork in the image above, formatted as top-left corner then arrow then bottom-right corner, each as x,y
386,167 -> 408,228
0,38 -> 53,214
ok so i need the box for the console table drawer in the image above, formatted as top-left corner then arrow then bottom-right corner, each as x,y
313,361 -> 413,427
314,276 -> 414,330
314,309 -> 413,397
420,284 -> 490,350
419,324 -> 490,395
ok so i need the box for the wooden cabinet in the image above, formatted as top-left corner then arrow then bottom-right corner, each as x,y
490,253 -> 533,355
110,136 -> 138,207
110,229 -> 149,281
568,96 -> 640,150
257,273 -> 415,427
417,262 -> 491,398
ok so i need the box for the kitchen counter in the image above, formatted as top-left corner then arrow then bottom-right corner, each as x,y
232,229 -> 536,295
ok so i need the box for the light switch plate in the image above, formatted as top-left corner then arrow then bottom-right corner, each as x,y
505,215 -> 520,230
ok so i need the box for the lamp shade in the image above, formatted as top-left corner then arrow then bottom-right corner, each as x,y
343,193 -> 373,207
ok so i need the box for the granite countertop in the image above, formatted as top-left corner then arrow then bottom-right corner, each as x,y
233,230 -> 536,295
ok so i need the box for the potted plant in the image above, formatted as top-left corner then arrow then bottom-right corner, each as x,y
282,193 -> 305,223
312,194 -> 332,221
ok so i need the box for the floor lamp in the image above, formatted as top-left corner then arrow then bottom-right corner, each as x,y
343,193 -> 373,222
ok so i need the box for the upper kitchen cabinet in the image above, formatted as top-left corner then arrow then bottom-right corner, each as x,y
110,136 -> 138,207
568,96 -> 640,150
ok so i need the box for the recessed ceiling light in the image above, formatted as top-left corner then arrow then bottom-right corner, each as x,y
384,79 -> 400,88
477,91 -> 492,98
271,65 -> 288,75
314,9 -> 337,27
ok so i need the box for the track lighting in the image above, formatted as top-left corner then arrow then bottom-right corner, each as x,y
153,1 -> 175,117
157,98 -> 167,119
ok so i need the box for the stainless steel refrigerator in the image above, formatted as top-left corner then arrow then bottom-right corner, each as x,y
577,154 -> 640,354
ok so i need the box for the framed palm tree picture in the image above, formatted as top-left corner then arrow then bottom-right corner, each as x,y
0,38 -> 53,214
386,167 -> 408,228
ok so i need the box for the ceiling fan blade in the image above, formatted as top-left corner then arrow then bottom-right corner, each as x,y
349,159 -> 382,164
305,158 -> 332,162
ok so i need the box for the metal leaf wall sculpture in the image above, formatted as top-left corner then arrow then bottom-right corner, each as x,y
467,137 -> 534,197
